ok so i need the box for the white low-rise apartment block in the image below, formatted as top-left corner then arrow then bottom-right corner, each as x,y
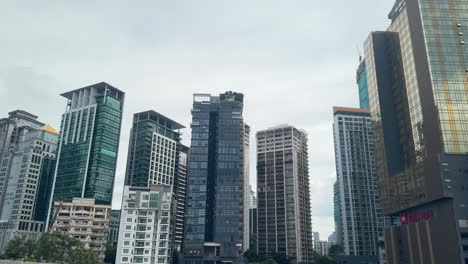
117,185 -> 172,264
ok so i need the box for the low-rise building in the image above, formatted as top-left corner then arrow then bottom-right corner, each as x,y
116,185 -> 173,264
314,240 -> 335,256
50,198 -> 111,259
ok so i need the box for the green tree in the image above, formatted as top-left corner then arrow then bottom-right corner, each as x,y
328,244 -> 344,258
104,243 -> 117,264
271,253 -> 292,264
65,246 -> 101,264
315,255 -> 336,264
3,237 -> 26,259
3,233 -> 101,263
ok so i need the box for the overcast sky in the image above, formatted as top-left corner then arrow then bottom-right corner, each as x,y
0,0 -> 394,239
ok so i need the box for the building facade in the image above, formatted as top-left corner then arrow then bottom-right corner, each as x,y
108,209 -> 121,247
328,232 -> 336,243
314,241 -> 335,256
116,185 -> 173,264
125,111 -> 184,188
256,125 -> 313,263
124,110 -> 187,255
47,82 -> 124,230
183,92 -> 249,264
333,107 -> 382,257
356,60 -> 370,109
0,111 -> 58,251
249,186 -> 257,249
0,111 -> 46,213
363,0 -> 468,262
50,198 -> 111,259
313,232 -> 320,244
172,144 -> 189,252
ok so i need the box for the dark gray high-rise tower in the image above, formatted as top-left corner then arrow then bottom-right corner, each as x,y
183,92 -> 249,264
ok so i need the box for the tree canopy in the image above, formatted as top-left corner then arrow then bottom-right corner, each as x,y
2,233 -> 101,264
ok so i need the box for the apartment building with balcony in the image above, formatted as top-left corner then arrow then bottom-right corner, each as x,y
116,185 -> 173,264
50,198 -> 111,259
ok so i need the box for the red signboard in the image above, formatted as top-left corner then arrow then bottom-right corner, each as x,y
400,210 -> 433,225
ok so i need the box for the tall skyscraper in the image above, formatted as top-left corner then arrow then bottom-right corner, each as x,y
0,111 -> 58,250
173,144 -> 189,251
256,125 -> 313,263
363,0 -> 468,262
125,110 -> 184,187
124,110 -> 187,254
47,82 -> 124,227
183,92 -> 249,264
356,59 -> 370,109
332,107 -> 382,257
0,110 -> 46,212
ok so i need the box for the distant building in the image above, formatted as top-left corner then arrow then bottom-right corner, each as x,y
47,82 -> 125,229
356,60 -> 369,109
249,185 -> 257,209
249,186 -> 257,248
257,125 -> 313,263
328,232 -> 336,243
336,255 -> 379,264
0,111 -> 58,251
314,241 -> 334,256
333,107 -> 382,257
50,198 -> 111,259
116,185 -> 173,264
183,92 -> 250,264
313,232 -> 320,243
249,208 -> 257,237
172,144 -> 189,252
108,209 -> 121,247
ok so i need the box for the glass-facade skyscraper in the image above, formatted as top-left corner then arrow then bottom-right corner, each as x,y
256,125 -> 313,263
356,60 -> 370,109
124,110 -> 189,254
364,0 -> 468,262
125,110 -> 184,188
183,92 -> 249,264
47,82 -> 124,227
332,107 -> 382,258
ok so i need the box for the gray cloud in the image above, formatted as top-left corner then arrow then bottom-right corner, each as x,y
0,0 -> 394,238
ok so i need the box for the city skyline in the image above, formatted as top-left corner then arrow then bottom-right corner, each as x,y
0,0 -> 396,239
